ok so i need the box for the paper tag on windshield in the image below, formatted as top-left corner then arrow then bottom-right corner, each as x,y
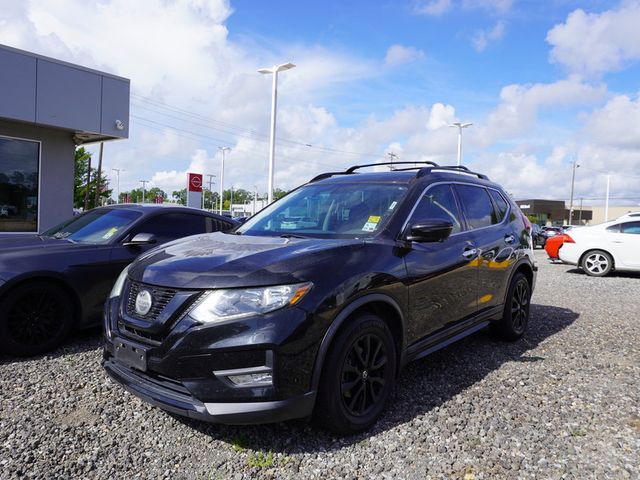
362,215 -> 381,232
388,201 -> 397,210
103,227 -> 118,239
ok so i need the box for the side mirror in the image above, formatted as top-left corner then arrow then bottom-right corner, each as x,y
405,220 -> 453,243
124,232 -> 157,247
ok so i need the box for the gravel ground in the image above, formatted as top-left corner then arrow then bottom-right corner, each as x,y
1,250 -> 639,479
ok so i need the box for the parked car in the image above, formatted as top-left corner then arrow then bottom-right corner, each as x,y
531,224 -> 547,248
103,162 -> 537,434
545,226 -> 583,261
559,219 -> 640,276
0,205 -> 237,356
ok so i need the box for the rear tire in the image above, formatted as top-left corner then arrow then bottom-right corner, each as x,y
0,282 -> 74,356
581,250 -> 613,277
314,313 -> 396,435
492,272 -> 531,341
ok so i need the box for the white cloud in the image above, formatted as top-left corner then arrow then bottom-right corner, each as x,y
472,20 -> 505,52
581,94 -> 640,149
384,44 -> 425,67
414,0 -> 453,16
547,3 -> 640,77
461,0 -> 513,14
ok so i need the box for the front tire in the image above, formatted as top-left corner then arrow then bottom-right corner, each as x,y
315,313 -> 397,435
581,250 -> 613,277
492,272 -> 531,341
0,282 -> 75,356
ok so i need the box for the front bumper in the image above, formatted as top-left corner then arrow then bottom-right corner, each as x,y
103,358 -> 316,424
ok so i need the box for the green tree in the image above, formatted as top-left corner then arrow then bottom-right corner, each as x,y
74,147 -> 112,209
121,187 -> 166,203
273,188 -> 288,200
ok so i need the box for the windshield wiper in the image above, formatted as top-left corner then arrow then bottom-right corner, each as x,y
279,233 -> 309,239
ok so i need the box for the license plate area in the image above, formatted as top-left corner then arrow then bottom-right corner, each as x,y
113,337 -> 148,371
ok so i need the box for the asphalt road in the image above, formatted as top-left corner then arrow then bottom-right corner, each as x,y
1,250 -> 638,479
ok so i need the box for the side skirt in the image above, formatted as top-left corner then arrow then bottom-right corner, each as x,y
403,305 -> 502,365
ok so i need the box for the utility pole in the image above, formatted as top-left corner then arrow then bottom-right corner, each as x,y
218,147 -> 230,215
605,175 -> 611,221
253,185 -> 258,215
568,158 -> 580,225
206,174 -> 216,211
112,168 -> 124,203
140,180 -> 149,204
387,152 -> 398,170
83,151 -> 92,211
94,142 -> 104,207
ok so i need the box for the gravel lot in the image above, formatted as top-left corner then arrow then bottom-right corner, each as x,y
1,250 -> 639,479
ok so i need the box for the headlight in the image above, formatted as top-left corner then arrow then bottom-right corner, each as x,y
190,282 -> 313,324
109,264 -> 131,298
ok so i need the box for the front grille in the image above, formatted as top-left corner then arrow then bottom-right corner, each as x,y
126,281 -> 177,321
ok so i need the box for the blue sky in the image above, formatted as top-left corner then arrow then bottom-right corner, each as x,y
1,0 -> 639,205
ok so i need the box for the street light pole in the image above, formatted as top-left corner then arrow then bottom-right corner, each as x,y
112,168 -> 124,203
258,62 -> 296,204
140,180 -> 149,204
605,174 -> 611,221
218,147 -> 230,215
568,158 -> 580,225
449,122 -> 473,166
206,174 -> 215,211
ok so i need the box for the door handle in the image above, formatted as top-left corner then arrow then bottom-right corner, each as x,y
462,248 -> 478,259
504,234 -> 515,244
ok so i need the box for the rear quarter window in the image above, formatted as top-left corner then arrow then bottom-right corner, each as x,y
454,184 -> 499,230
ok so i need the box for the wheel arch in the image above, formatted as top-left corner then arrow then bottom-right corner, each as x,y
310,294 -> 405,392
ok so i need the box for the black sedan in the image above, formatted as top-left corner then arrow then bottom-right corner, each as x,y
0,204 -> 237,356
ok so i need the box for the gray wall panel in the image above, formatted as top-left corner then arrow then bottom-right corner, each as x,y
36,60 -> 102,133
0,49 -> 37,122
101,77 -> 130,137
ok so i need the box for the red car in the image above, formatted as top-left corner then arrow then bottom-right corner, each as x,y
545,229 -> 578,260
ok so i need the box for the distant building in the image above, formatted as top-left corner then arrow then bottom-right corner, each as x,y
0,44 -> 130,234
587,206 -> 640,224
515,199 -> 592,226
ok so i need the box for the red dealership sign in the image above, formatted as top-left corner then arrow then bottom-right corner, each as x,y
188,173 -> 203,192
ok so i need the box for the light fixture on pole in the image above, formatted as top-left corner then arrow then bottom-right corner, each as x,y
218,147 -> 230,215
257,62 -> 296,204
112,168 -> 124,203
568,158 -> 580,224
449,122 -> 473,166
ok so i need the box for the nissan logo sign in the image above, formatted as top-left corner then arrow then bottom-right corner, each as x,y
135,290 -> 153,316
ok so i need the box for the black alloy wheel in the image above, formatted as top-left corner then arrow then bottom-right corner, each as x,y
315,313 -> 397,435
491,272 -> 531,341
340,333 -> 389,417
0,282 -> 74,356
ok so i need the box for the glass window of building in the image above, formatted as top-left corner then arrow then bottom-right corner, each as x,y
0,136 -> 40,232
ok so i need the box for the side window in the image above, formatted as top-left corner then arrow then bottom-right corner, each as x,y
606,224 -> 621,233
621,221 -> 640,234
489,189 -> 509,223
410,185 -> 462,234
454,185 -> 497,229
130,213 -> 207,243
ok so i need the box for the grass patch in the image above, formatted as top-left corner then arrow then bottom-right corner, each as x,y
247,450 -> 275,469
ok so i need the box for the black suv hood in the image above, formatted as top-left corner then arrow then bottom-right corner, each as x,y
130,232 -> 364,289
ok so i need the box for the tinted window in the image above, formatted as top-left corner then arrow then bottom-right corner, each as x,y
489,189 -> 508,222
410,185 -> 462,234
606,224 -> 620,233
0,136 -> 39,232
130,213 -> 207,243
42,209 -> 142,243
621,221 -> 640,234
455,185 -> 497,229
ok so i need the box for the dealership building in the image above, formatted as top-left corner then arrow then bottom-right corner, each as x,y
516,199 -> 593,226
0,44 -> 129,234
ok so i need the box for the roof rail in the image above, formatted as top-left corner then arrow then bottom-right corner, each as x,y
416,165 -> 489,180
346,161 -> 439,173
308,171 -> 351,183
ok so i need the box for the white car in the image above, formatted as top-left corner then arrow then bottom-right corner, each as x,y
559,217 -> 640,276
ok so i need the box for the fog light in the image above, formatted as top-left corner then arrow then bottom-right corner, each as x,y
227,372 -> 273,386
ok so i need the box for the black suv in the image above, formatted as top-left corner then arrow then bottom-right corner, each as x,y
103,162 -> 537,434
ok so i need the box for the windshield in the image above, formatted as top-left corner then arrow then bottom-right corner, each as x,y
237,182 -> 408,238
42,209 -> 142,244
